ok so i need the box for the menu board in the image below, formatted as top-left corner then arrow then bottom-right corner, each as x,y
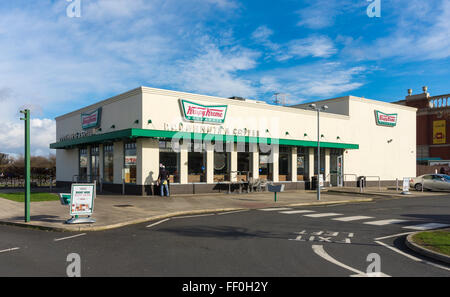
70,184 -> 95,216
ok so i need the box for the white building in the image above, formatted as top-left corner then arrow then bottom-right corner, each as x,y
51,86 -> 417,195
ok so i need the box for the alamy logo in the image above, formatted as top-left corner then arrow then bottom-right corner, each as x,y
367,0 -> 381,18
66,253 -> 81,277
66,0 -> 81,18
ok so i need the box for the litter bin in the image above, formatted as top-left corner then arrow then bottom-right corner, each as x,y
357,176 -> 366,188
311,176 -> 317,190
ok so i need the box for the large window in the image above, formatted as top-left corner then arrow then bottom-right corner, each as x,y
79,147 -> 88,182
90,146 -> 100,182
214,141 -> 231,182
237,142 -> 250,181
103,144 -> 114,183
259,144 -> 273,181
187,140 -> 205,183
297,147 -> 309,181
124,142 -> 137,184
279,146 -> 290,181
159,140 -> 180,183
314,149 -> 325,176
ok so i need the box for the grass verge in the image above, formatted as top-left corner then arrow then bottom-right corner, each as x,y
412,229 -> 450,256
0,192 -> 59,202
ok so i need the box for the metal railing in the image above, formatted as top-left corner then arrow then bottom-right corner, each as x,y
326,173 -> 344,187
72,175 -> 100,183
365,176 -> 381,192
0,176 -> 55,189
343,174 -> 358,187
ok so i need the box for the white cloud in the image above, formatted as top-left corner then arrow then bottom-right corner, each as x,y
178,45 -> 260,98
251,25 -> 337,61
341,0 -> 450,61
0,118 -> 56,156
259,62 -> 366,102
287,36 -> 337,59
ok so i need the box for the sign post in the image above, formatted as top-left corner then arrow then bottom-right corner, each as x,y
65,183 -> 96,224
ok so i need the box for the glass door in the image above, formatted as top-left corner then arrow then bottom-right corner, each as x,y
337,155 -> 343,187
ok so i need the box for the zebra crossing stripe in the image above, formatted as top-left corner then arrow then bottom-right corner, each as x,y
304,213 -> 342,218
364,219 -> 408,226
280,210 -> 315,214
259,207 -> 292,211
333,216 -> 373,222
402,223 -> 450,230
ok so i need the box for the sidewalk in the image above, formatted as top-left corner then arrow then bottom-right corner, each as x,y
0,188 -> 444,232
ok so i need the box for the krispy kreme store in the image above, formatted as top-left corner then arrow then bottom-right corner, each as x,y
51,86 -> 417,195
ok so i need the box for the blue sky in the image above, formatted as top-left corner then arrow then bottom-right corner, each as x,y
0,0 -> 449,156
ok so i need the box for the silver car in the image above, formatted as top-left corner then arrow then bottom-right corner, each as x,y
410,174 -> 450,191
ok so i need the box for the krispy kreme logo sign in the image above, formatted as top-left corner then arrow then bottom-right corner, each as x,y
180,99 -> 227,124
375,110 -> 397,127
81,107 -> 102,130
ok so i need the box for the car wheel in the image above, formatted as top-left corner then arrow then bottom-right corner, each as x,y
414,183 -> 422,191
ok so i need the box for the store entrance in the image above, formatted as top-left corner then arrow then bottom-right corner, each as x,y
330,149 -> 344,187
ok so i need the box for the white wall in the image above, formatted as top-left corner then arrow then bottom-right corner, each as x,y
344,97 -> 416,180
56,148 -> 78,182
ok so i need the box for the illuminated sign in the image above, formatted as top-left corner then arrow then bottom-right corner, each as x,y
180,100 -> 227,124
81,107 -> 102,130
375,110 -> 397,127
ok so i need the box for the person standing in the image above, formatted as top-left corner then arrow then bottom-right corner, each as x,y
158,165 -> 170,197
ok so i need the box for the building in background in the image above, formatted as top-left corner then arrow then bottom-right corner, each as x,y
395,87 -> 450,174
50,87 -> 416,195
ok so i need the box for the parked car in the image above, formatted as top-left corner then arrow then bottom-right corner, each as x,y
410,174 -> 450,191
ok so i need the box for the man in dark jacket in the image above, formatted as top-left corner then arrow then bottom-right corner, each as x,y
158,165 -> 170,197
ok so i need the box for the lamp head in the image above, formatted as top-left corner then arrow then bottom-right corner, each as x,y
309,103 -> 316,109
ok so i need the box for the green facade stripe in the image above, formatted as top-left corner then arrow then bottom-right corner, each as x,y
50,128 -> 359,150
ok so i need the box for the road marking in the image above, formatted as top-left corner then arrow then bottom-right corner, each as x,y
54,233 -> 86,242
304,213 -> 342,218
312,245 -> 390,277
279,210 -> 315,214
364,219 -> 408,226
172,213 -> 216,219
374,232 -> 415,241
402,223 -> 450,231
146,218 -> 170,228
0,247 -> 20,253
374,240 -> 450,272
259,207 -> 292,211
333,216 -> 373,222
217,210 -> 248,215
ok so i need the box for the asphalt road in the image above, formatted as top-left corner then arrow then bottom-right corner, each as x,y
0,195 -> 449,277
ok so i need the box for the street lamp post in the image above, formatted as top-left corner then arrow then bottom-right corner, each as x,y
309,104 -> 328,201
20,109 -> 31,222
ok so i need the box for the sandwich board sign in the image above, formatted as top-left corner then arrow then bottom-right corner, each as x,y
66,183 -> 96,224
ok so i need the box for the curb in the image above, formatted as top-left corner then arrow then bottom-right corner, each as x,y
405,232 -> 450,264
0,198 -> 375,232
324,190 -> 425,199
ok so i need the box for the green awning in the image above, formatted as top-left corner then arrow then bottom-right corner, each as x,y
50,128 -> 359,150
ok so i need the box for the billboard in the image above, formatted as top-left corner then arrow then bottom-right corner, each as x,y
433,120 -> 446,144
